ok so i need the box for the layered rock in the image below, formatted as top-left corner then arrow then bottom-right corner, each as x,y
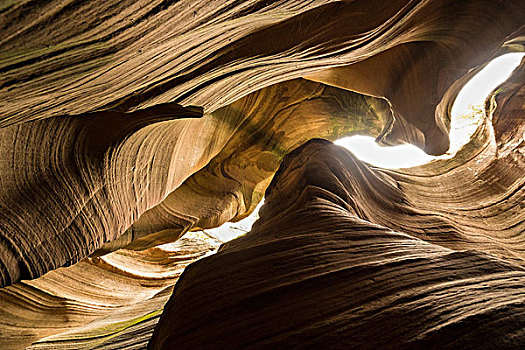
96,79 -> 390,254
151,58 -> 525,349
0,0 -> 524,348
151,138 -> 525,349
1,0 -> 523,288
0,235 -> 219,349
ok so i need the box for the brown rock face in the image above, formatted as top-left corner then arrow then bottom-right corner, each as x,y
150,56 -> 525,350
151,138 -> 525,350
1,0 -> 523,289
0,0 -> 524,348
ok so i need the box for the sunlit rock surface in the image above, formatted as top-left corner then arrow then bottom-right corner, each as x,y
0,235 -> 219,349
0,0 -> 524,348
152,60 -> 525,348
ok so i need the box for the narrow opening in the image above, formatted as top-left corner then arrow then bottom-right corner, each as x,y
335,53 -> 524,169
183,200 -> 264,244
180,53 -> 524,245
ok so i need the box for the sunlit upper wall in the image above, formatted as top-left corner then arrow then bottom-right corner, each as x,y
449,52 -> 525,153
336,53 -> 525,169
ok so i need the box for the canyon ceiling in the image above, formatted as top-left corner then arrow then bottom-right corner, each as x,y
0,0 -> 524,349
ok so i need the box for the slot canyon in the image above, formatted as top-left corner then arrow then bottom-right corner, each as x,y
0,0 -> 524,348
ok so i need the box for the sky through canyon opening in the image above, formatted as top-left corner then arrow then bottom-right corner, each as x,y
177,52 -> 525,245
335,53 -> 525,168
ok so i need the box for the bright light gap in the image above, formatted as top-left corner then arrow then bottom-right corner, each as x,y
173,53 -> 524,246
335,53 -> 524,169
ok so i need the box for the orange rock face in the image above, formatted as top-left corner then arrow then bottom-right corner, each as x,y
0,0 -> 523,348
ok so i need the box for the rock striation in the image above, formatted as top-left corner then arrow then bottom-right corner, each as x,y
0,235 -> 219,349
1,0 -> 523,289
151,138 -> 525,349
0,0 -> 524,348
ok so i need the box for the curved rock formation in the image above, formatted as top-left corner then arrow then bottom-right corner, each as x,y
96,80 -> 390,254
0,235 -> 219,349
1,0 -> 523,288
0,0 -> 524,348
151,137 -> 525,349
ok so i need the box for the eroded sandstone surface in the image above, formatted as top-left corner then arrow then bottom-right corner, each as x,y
0,0 -> 524,348
151,139 -> 525,350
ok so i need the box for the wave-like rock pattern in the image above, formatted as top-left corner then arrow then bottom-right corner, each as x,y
0,77 -> 388,287
0,103 -> 211,287
151,138 -> 525,349
1,0 -> 523,287
151,58 -> 525,349
96,79 -> 390,254
0,235 -> 218,349
379,59 -> 525,263
0,0 -> 524,348
1,0 -> 519,128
